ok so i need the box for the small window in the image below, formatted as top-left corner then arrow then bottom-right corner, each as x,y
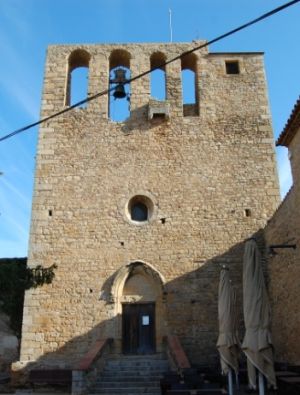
225,61 -> 240,75
131,202 -> 148,222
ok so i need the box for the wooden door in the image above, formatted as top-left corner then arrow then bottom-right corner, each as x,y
122,303 -> 155,354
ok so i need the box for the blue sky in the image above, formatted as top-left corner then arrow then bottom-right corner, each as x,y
0,0 -> 299,257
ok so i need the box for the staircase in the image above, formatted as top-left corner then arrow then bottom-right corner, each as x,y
91,353 -> 169,395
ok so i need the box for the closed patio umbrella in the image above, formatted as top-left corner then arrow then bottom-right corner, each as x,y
217,266 -> 239,394
242,239 -> 276,392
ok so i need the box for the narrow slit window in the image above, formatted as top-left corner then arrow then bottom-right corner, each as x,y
244,209 -> 252,217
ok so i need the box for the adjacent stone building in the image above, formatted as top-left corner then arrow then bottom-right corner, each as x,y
265,97 -> 300,365
15,42 -> 280,373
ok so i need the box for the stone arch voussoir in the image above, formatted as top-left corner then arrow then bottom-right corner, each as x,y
111,260 -> 166,303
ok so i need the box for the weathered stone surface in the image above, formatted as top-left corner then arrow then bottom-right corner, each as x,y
265,107 -> 300,365
18,42 -> 280,370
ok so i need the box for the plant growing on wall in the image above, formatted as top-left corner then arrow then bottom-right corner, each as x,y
0,258 -> 57,335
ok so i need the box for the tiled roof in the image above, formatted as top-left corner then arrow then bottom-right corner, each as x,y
276,96 -> 300,147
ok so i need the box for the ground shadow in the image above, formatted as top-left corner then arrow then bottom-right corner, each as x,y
11,229 -> 268,387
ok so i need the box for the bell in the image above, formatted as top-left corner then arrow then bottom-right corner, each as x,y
114,68 -> 126,82
113,83 -> 126,99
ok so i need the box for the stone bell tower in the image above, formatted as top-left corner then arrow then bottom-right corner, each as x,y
16,41 -> 279,372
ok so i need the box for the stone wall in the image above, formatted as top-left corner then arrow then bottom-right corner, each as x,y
265,121 -> 300,365
16,42 -> 280,371
289,123 -> 300,191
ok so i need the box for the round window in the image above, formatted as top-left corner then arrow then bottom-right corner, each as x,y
131,202 -> 148,221
127,195 -> 154,224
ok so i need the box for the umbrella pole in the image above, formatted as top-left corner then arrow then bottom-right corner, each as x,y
258,371 -> 265,395
235,371 -> 239,389
228,368 -> 234,395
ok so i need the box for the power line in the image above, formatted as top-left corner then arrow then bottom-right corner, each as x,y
0,0 -> 299,143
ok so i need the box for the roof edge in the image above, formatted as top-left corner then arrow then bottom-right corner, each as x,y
277,96 -> 300,147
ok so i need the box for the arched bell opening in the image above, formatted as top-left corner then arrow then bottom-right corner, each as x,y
65,49 -> 91,108
111,261 -> 166,354
108,49 -> 131,122
181,52 -> 199,116
150,51 -> 167,101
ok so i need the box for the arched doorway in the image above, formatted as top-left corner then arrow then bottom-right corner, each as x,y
111,261 -> 166,354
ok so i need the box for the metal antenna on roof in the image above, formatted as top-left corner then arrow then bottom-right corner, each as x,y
169,8 -> 173,42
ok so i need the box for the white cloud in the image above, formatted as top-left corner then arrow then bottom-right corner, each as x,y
0,115 -> 9,132
0,175 -> 31,256
0,3 -> 39,120
0,78 -> 39,120
0,36 -> 39,120
0,0 -> 33,40
3,212 -> 29,240
1,176 -> 31,208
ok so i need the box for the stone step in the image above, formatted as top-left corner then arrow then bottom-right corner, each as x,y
91,354 -> 169,395
103,367 -> 167,374
97,375 -> 163,382
95,381 -> 160,388
106,360 -> 169,368
90,393 -> 160,395
102,368 -> 167,375
103,367 -> 168,372
107,353 -> 166,360
90,387 -> 160,394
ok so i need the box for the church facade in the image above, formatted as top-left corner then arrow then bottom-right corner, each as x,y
16,42 -> 280,371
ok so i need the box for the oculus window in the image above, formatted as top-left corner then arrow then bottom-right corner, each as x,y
127,195 -> 154,224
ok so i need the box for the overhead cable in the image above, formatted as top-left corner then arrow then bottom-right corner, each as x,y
0,0 -> 299,143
